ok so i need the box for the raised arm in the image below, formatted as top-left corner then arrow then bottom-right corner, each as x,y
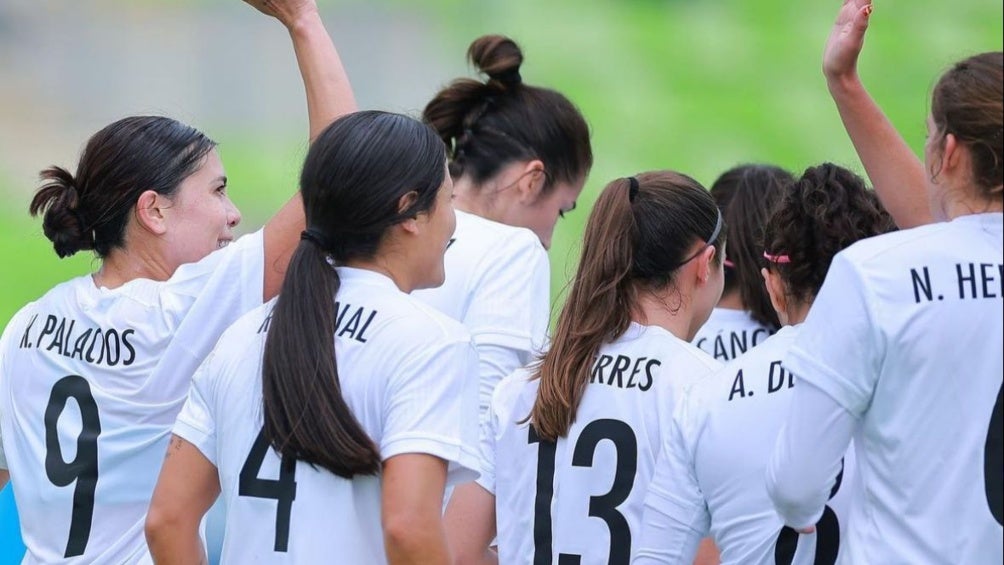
243,0 -> 359,299
823,0 -> 934,228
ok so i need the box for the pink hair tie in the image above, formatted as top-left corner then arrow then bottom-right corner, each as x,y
723,259 -> 735,268
763,251 -> 791,264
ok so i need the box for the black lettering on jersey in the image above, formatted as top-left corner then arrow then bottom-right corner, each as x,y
356,310 -> 377,343
981,263 -> 999,299
956,263 -> 1004,300
728,369 -> 748,401
589,354 -> 656,392
713,335 -> 729,360
751,328 -> 771,346
103,329 -> 120,365
19,314 -> 38,349
695,337 -> 708,351
45,317 -> 73,355
729,332 -> 749,358
957,263 -> 978,299
85,329 -> 103,364
257,312 -> 273,335
36,315 -> 58,348
911,267 -> 934,303
121,329 -> 137,366
639,359 -> 658,392
334,303 -> 379,344
608,355 -> 631,387
767,361 -> 795,394
71,329 -> 93,361
28,314 -> 139,367
591,355 -> 614,384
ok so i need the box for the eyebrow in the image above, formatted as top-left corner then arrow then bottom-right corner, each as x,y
216,176 -> 228,186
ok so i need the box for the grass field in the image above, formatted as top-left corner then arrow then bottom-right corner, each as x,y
0,0 -> 1001,327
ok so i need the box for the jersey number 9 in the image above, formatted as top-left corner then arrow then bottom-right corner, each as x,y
44,375 -> 102,558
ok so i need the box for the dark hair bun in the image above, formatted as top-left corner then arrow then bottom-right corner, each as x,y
30,166 -> 94,258
468,35 -> 524,89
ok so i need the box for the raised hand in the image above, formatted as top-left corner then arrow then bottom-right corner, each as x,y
823,0 -> 873,85
242,0 -> 319,29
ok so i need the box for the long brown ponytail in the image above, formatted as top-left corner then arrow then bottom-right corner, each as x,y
528,171 -> 724,441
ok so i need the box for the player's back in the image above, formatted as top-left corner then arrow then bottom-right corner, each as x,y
178,267 -> 480,563
684,326 -> 855,564
786,213 -> 1003,563
0,232 -> 264,564
485,323 -> 720,564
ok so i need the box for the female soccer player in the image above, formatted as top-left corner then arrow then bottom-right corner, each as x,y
145,110 -> 479,564
0,0 -> 354,561
693,164 -> 792,361
444,171 -> 726,564
765,2 -> 1004,562
635,163 -> 895,564
414,35 -> 593,415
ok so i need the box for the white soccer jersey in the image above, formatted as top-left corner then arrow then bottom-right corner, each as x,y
636,326 -> 856,565
174,267 -> 480,564
0,231 -> 264,564
413,210 -> 550,415
478,323 -> 721,564
692,308 -> 775,362
774,213 -> 1003,564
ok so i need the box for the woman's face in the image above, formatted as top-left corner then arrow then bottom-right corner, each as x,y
413,173 -> 457,290
162,149 -> 242,269
519,178 -> 584,250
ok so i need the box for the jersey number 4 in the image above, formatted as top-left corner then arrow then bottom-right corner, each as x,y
239,429 -> 298,552
44,375 -> 102,558
529,419 -> 638,565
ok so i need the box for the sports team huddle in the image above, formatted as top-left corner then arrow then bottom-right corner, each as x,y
0,0 -> 1001,563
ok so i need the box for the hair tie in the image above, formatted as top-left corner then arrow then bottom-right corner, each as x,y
494,68 -> 522,86
300,228 -> 332,251
628,177 -> 640,202
763,251 -> 792,264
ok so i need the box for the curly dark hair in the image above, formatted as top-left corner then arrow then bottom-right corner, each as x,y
762,163 -> 896,304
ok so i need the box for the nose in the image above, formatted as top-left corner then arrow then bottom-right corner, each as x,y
227,199 -> 242,228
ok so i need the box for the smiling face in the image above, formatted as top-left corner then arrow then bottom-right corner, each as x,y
413,173 -> 457,290
161,148 -> 242,269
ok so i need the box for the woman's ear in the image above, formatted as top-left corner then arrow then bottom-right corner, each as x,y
515,159 -> 547,203
135,190 -> 169,236
397,190 -> 421,234
761,267 -> 788,320
695,245 -> 718,284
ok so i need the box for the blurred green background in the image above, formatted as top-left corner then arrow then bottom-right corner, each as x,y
0,0 -> 1001,328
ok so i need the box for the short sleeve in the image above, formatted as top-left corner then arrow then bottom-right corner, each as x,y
173,353 -> 220,466
466,234 -> 550,360
784,253 -> 883,417
381,337 -> 480,486
160,230 -> 266,361
474,391 -> 501,495
637,388 -> 711,563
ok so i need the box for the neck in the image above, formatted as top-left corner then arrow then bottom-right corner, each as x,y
344,256 -> 412,293
452,176 -> 493,219
943,193 -> 1004,220
716,289 -> 744,310
93,246 -> 174,289
785,300 -> 812,326
631,291 -> 700,342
